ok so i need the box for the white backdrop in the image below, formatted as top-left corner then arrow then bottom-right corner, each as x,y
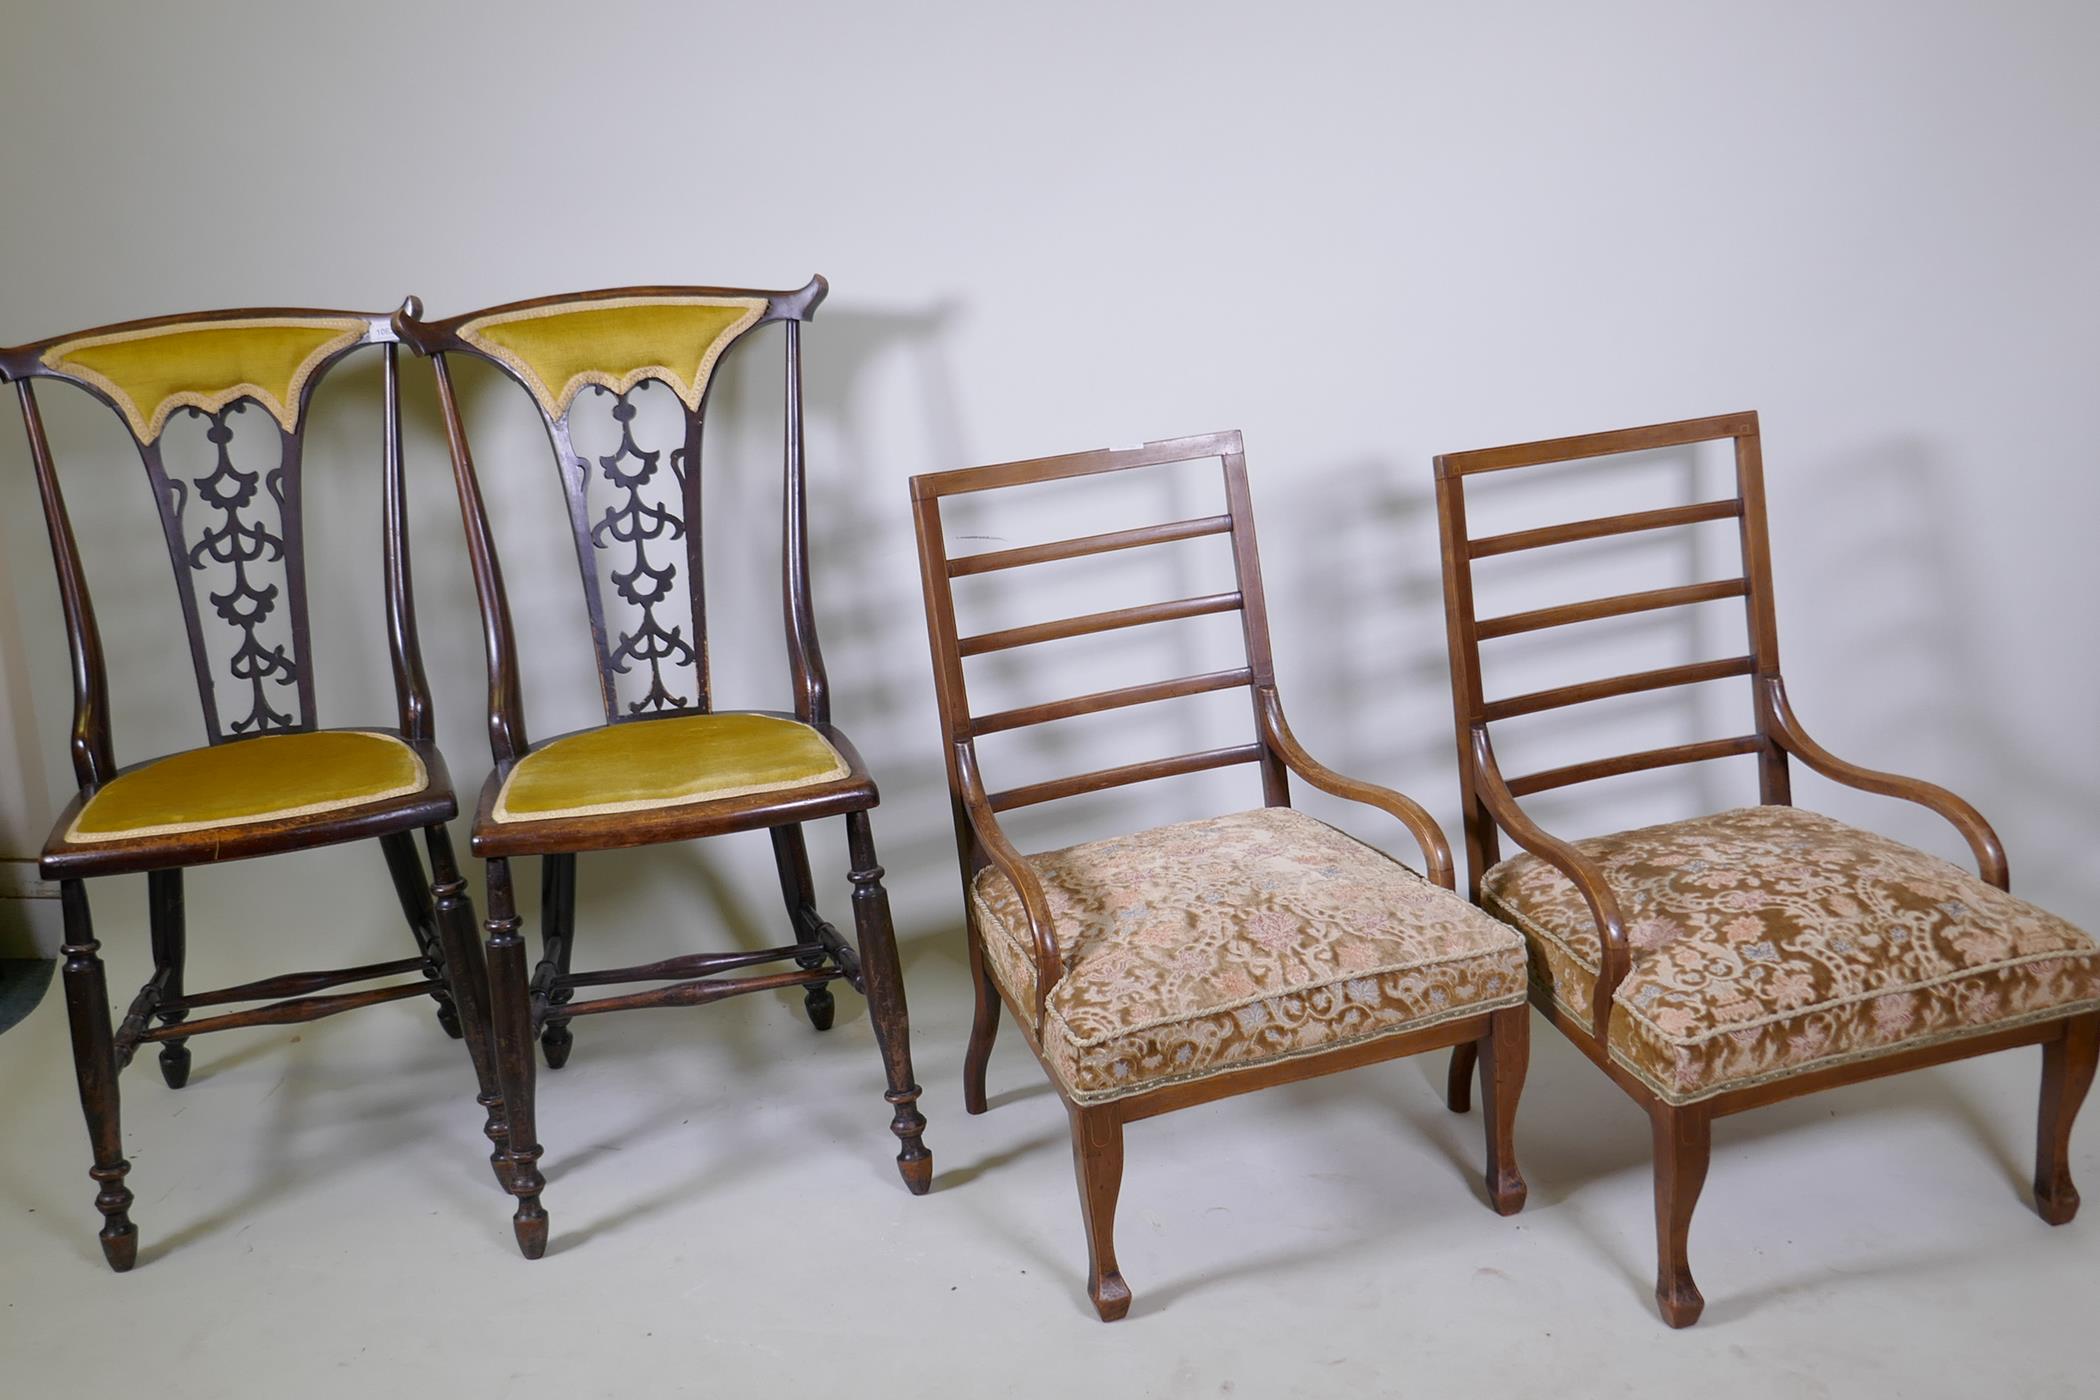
1,1 -> 2094,972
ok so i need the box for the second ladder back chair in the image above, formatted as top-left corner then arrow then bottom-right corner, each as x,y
0,305 -> 499,1269
1435,410 -> 2099,1326
911,431 -> 1532,1321
396,277 -> 929,1259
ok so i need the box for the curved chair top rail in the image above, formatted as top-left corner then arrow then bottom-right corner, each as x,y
2,302 -> 430,787
393,277 -> 825,423
395,276 -> 832,762
0,306 -> 398,444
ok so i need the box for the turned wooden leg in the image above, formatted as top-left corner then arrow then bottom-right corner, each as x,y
1069,1104 -> 1130,1321
1476,1005 -> 1528,1214
146,869 -> 191,1090
1445,1041 -> 1478,1114
844,812 -> 931,1194
1649,1102 -> 1712,1328
59,881 -> 137,1271
537,854 -> 578,1069
381,830 -> 463,1040
483,859 -> 547,1257
963,920 -> 1001,1116
770,825 -> 834,1031
424,827 -> 510,1191
2036,1012 -> 2099,1225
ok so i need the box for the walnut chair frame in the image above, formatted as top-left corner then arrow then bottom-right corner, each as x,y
1435,410 -> 2099,1326
0,305 -> 504,1270
912,431 -> 1529,1321
395,277 -> 929,1259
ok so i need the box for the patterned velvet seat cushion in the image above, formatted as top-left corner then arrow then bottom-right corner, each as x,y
1481,806 -> 2100,1104
970,807 -> 1528,1105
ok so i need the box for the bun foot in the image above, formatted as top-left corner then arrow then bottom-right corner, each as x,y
1089,1270 -> 1132,1322
897,1148 -> 932,1196
1655,1275 -> 1705,1328
513,1203 -> 548,1260
158,1043 -> 192,1090
540,1024 -> 573,1070
803,984 -> 835,1032
2035,1179 -> 2081,1226
100,1223 -> 138,1273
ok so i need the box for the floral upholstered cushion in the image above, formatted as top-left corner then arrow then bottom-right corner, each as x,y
1480,806 -> 2100,1105
970,807 -> 1528,1105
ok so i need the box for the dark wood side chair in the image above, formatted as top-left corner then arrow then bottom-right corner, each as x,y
394,277 -> 930,1258
910,431 -> 1532,1320
0,305 -> 504,1270
1434,410 -> 2100,1326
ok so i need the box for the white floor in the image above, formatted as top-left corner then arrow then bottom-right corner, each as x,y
2,848 -> 2094,1400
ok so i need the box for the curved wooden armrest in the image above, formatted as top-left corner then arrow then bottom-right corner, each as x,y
1762,676 -> 2008,889
1468,726 -> 1629,1042
1255,686 -> 1455,889
954,743 -> 1064,1035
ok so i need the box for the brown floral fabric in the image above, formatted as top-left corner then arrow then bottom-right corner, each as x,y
1481,806 -> 2100,1104
971,807 -> 1527,1105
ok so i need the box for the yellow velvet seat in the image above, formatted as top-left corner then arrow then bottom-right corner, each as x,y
64,730 -> 427,844
492,712 -> 849,823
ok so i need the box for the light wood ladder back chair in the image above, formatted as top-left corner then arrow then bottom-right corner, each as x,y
912,430 -> 1532,1320
394,277 -> 930,1259
1434,410 -> 2099,1326
0,304 -> 500,1270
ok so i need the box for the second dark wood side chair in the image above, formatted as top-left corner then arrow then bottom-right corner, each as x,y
396,277 -> 930,1258
0,305 -> 503,1269
912,431 -> 1532,1320
1435,411 -> 2099,1326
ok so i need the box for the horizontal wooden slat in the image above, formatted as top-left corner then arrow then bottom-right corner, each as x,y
958,591 -> 1242,656
988,743 -> 1264,812
1438,413 -> 1757,477
971,668 -> 1253,736
1468,499 -> 1744,559
912,431 -> 1242,499
1476,578 -> 1748,640
1482,656 -> 1757,721
1504,735 -> 1765,797
947,515 -> 1232,576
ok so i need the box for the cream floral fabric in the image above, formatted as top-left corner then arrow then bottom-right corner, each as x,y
1481,806 -> 2100,1104
971,807 -> 1527,1105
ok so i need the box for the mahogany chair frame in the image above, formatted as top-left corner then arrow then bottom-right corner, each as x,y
912,430 -> 1529,1321
0,305 -> 504,1270
395,277 -> 929,1259
1434,410 -> 2099,1326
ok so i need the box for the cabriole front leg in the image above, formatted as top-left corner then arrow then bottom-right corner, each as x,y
1069,1104 -> 1130,1321
2036,1012 -> 2099,1225
844,811 -> 931,1194
59,881 -> 137,1271
1649,1102 -> 1711,1328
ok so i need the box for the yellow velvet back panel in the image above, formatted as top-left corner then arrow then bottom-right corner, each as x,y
457,297 -> 767,419
41,317 -> 369,442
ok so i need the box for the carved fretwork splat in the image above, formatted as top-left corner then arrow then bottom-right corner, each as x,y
150,399 -> 306,737
566,379 -> 703,716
